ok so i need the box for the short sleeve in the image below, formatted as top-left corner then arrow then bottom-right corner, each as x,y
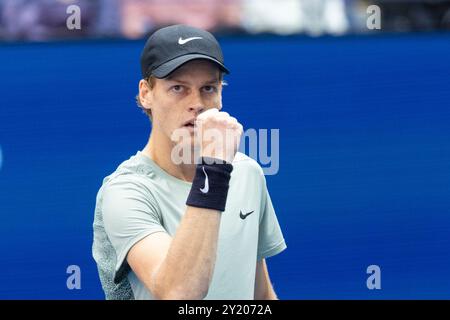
101,175 -> 167,283
257,173 -> 287,260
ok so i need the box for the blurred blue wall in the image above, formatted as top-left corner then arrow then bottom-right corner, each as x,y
0,33 -> 449,299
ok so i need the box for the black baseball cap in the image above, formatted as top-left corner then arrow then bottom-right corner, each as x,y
140,24 -> 230,79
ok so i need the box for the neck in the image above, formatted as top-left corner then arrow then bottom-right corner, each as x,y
142,128 -> 197,182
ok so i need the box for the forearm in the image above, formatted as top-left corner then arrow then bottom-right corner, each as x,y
150,110 -> 242,299
152,206 -> 221,299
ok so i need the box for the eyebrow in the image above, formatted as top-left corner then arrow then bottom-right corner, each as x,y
164,76 -> 220,85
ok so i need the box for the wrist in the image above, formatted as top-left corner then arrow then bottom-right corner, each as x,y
186,157 -> 233,212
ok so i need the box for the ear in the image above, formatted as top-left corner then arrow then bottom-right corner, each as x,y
138,79 -> 153,111
217,86 -> 223,111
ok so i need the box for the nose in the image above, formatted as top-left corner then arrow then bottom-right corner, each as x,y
188,91 -> 206,114
188,104 -> 205,115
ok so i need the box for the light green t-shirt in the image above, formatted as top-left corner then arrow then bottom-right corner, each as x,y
92,151 -> 287,300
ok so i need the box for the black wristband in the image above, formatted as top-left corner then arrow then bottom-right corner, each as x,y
186,157 -> 233,212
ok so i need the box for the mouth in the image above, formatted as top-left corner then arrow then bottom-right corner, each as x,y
182,119 -> 196,128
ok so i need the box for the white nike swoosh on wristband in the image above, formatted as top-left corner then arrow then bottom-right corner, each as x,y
178,36 -> 203,45
199,166 -> 209,194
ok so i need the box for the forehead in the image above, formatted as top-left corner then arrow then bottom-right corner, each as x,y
166,59 -> 221,81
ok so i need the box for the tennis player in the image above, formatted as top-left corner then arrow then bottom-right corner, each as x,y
92,25 -> 287,300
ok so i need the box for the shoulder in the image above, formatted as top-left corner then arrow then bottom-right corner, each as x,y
95,155 -> 162,223
98,153 -> 159,203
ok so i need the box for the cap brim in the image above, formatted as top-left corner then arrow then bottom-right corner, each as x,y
151,54 -> 230,78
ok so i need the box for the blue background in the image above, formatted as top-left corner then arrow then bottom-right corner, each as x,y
0,33 -> 449,299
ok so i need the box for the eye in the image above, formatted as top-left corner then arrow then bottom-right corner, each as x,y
171,85 -> 184,93
202,85 -> 217,94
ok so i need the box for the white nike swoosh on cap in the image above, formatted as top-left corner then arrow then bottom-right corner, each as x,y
178,36 -> 203,45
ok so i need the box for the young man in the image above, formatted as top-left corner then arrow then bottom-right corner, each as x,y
92,25 -> 287,300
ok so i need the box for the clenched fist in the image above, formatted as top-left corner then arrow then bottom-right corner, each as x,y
195,109 -> 243,164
